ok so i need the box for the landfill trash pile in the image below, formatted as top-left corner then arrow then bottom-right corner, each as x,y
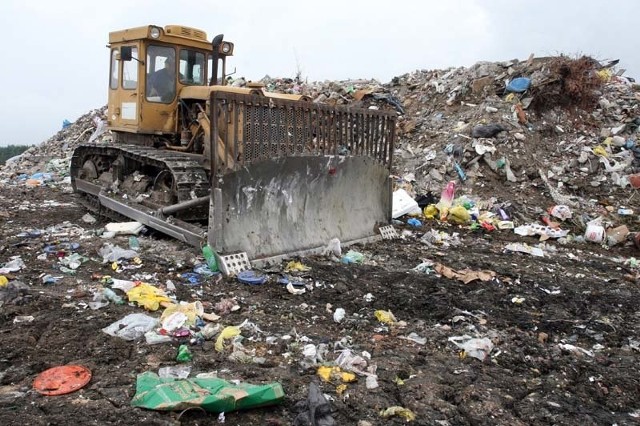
1,55 -> 640,425
385,55 -> 640,213
0,106 -> 108,185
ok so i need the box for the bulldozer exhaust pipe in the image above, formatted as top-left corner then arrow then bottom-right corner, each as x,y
209,34 -> 224,85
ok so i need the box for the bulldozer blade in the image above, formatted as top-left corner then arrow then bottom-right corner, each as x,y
208,155 -> 391,261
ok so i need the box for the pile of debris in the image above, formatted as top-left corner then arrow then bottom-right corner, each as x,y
385,55 -> 640,204
0,106 -> 107,184
3,54 -> 640,425
240,55 -> 640,218
2,55 -> 639,218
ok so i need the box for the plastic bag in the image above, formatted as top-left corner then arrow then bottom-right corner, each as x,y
325,238 -> 342,257
380,406 -> 416,421
126,283 -> 171,311
161,301 -> 203,330
293,382 -> 335,426
341,250 -> 364,265
447,205 -> 470,225
374,310 -> 397,325
392,189 -> 421,218
215,326 -> 241,352
176,344 -> 193,362
505,77 -> 531,93
0,256 -> 26,274
88,118 -> 106,143
435,181 -> 456,220
102,313 -> 158,341
471,124 -> 505,138
99,243 -> 138,263
130,372 -> 284,413
448,335 -> 494,361
407,218 -> 422,227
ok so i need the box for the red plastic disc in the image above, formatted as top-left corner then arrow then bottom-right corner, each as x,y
33,365 -> 92,396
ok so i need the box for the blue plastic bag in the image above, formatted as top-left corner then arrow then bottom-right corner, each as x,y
237,270 -> 267,285
407,218 -> 422,227
506,77 -> 531,93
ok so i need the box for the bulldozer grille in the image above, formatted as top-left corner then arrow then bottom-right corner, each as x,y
210,92 -> 396,174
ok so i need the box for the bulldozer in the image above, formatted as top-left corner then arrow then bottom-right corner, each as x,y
70,24 -> 397,263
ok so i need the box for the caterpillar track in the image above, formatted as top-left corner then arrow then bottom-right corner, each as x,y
70,143 -> 210,246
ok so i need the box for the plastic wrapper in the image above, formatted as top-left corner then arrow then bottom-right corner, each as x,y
130,372 -> 284,413
98,243 -> 138,263
102,313 -> 158,341
215,326 -> 241,352
126,283 -> 171,311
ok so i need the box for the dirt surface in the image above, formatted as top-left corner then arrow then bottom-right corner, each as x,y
1,186 -> 640,426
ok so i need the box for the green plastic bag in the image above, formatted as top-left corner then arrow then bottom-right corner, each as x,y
130,372 -> 284,413
176,344 -> 192,362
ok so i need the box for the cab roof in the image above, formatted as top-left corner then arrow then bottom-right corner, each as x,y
108,25 -> 212,50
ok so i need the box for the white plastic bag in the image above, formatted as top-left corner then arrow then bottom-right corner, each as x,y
102,313 -> 158,341
88,118 -> 106,143
448,335 -> 494,361
99,243 -> 138,263
392,189 -> 421,218
104,221 -> 144,236
325,238 -> 342,257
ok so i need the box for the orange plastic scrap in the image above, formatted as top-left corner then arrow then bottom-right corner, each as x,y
353,88 -> 374,101
33,365 -> 92,396
515,103 -> 527,124
480,222 -> 496,232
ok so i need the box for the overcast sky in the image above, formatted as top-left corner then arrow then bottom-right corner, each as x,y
1,0 -> 638,147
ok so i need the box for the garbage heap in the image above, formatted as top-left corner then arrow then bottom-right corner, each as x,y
3,54 -> 640,219
253,56 -> 640,220
386,55 -> 640,212
0,106 -> 108,185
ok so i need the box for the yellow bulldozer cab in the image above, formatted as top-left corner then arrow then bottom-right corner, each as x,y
106,25 -> 234,137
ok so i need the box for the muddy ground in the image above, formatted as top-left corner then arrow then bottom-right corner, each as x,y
1,185 -> 640,426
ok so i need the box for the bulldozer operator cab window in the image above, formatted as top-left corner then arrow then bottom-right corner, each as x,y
179,50 -> 205,85
110,49 -> 119,89
122,47 -> 138,90
111,46 -> 139,90
146,46 -> 176,103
